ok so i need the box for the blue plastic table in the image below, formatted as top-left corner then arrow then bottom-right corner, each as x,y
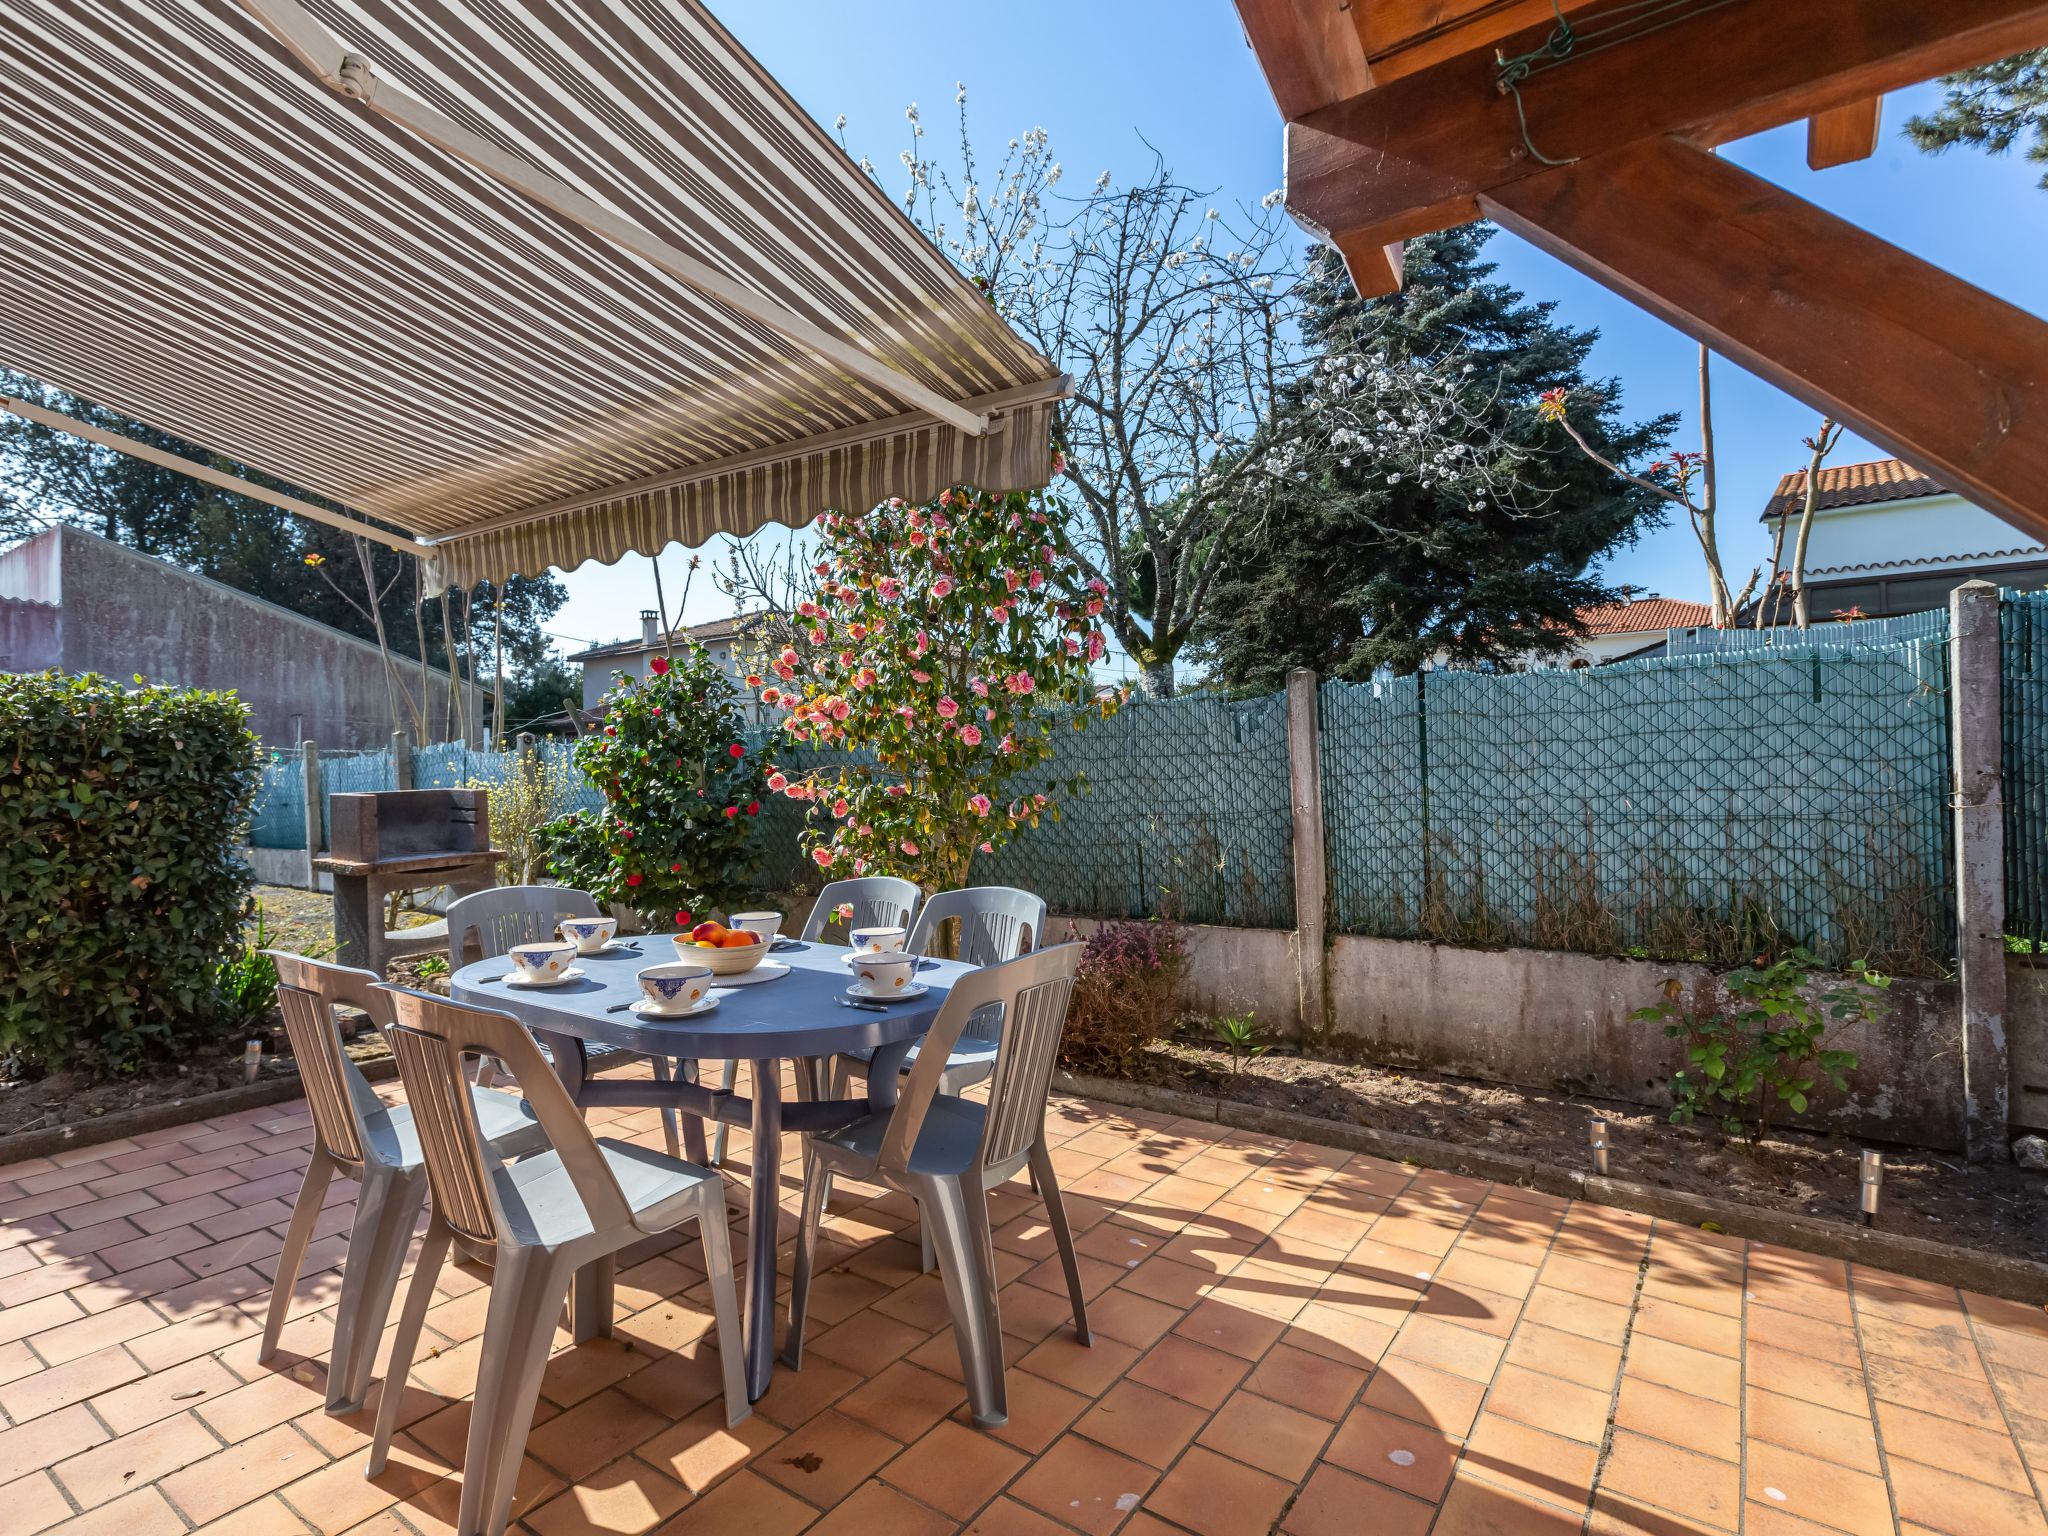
453,938 -> 966,1400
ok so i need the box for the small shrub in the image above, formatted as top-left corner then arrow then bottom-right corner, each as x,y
1632,946 -> 1887,1142
1212,1012 -> 1267,1077
215,903 -> 282,1036
1058,918 -> 1187,1077
1,671 -> 261,1076
469,745 -> 584,885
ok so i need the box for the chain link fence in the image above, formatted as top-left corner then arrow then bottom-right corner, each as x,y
2003,591 -> 2048,949
1321,633 -> 1954,975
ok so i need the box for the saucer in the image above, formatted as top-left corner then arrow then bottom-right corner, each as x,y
841,952 -> 912,967
631,995 -> 720,1019
842,981 -> 929,1003
711,961 -> 790,988
574,940 -> 637,956
506,966 -> 585,988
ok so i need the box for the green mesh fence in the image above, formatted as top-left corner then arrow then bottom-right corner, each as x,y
248,753 -> 308,848
2003,591 -> 2048,948
974,694 -> 1296,927
1321,637 -> 1955,975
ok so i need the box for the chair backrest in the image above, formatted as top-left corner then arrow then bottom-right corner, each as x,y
908,887 -> 1046,967
446,886 -> 600,968
880,943 -> 1081,1181
800,876 -> 920,943
263,951 -> 394,1171
374,986 -> 634,1247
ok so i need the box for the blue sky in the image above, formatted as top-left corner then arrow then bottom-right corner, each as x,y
547,2 -> 2048,659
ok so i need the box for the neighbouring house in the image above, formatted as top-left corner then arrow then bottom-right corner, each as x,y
0,524 -> 460,749
569,609 -> 776,721
1754,457 -> 2048,621
1528,591 -> 1715,668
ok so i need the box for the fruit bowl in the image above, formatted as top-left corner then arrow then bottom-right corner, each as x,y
671,926 -> 768,976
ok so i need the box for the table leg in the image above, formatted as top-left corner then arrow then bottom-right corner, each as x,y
744,1065 -> 782,1401
571,1252 -> 615,1342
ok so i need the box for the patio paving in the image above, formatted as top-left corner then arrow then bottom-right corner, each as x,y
1,1064 -> 2045,1536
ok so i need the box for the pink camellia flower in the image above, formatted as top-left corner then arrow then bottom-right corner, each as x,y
773,661 -> 795,680
886,784 -> 907,797
779,646 -> 799,668
969,793 -> 992,818
988,605 -> 1010,623
767,771 -> 788,791
847,623 -> 868,641
937,488 -> 954,506
958,724 -> 983,747
1088,631 -> 1107,661
1064,637 -> 1080,656
1003,568 -> 1021,592
914,629 -> 930,657
901,839 -> 920,855
625,872 -> 643,887
1007,672 -> 1036,696
999,734 -> 1017,754
908,529 -> 927,548
876,577 -> 902,601
911,669 -> 931,684
830,698 -> 851,721
1087,577 -> 1108,595
813,561 -> 831,577
887,497 -> 904,510
1028,569 -> 1045,589
832,797 -> 850,818
797,601 -> 820,619
985,707 -> 996,721
761,687 -> 782,705
1086,598 -> 1104,616
837,650 -> 855,668
809,627 -> 827,645
970,677 -> 989,697
812,846 -> 834,868
931,577 -> 953,600
937,696 -> 959,719
724,805 -> 739,819
744,673 -> 763,688
1051,450 -> 1067,475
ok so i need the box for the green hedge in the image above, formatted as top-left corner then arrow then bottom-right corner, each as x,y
1,672 -> 261,1076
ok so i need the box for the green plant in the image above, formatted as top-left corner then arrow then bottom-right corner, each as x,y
755,485 -> 1122,891
539,644 -> 768,931
1212,1012 -> 1267,1077
469,745 -> 583,884
414,954 -> 450,979
1,670 -> 261,1076
1058,919 -> 1187,1077
1632,947 -> 1888,1142
215,903 -> 281,1035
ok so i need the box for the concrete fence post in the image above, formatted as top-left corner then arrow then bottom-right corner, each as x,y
1950,579 -> 2009,1161
517,730 -> 537,763
1285,669 -> 1329,1045
391,729 -> 412,791
299,740 -> 323,889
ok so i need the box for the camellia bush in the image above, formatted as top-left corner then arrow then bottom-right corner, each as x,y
757,484 -> 1125,890
539,644 -> 768,930
1,671 -> 261,1076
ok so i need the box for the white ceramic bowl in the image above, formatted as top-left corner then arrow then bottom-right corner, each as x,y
509,940 -> 577,983
637,962 -> 713,1013
848,925 -> 906,954
728,910 -> 784,941
672,930 -> 768,976
558,915 -> 619,955
848,950 -> 919,997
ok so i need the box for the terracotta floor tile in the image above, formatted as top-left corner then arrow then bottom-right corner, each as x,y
1086,1286 -> 1184,1351
808,1310 -> 932,1377
1437,1248 -> 1542,1303
2,1468 -> 77,1536
1485,1362 -> 1612,1444
0,1343 -> 144,1424
834,1361 -> 966,1445
648,1469 -> 813,1536
1362,1359 -> 1489,1437
1460,1412 -> 1598,1512
1865,1354 -> 2007,1431
1283,1461 -> 1436,1536
1538,1254 -> 1640,1307
276,1448 -> 442,1536
1859,1316 -> 1989,1381
977,1367 -> 1090,1457
1008,1433 -> 1157,1536
1199,1389 -> 1331,1481
1016,1330 -> 1139,1397
1388,1312 -> 1509,1383
1281,1299 -> 1400,1370
35,1484 -> 189,1536
1623,1333 -> 1741,1407
879,1418 -> 1028,1519
1519,1286 -> 1632,1347
964,1495 -> 1082,1536
1432,1465 -> 1584,1536
1612,1378 -> 1739,1463
1073,1380 -> 1209,1468
523,1388 -> 667,1485
1243,1340 -> 1368,1421
0,1402 -> 111,1485
1143,1444 -> 1294,1536
54,1410 -> 220,1509
1743,1440 -> 1895,1536
804,1477 -> 954,1536
1324,1402 -> 1461,1501
1885,1453 -> 2048,1536
751,1355 -> 866,1430
156,1423 -> 317,1526
634,1399 -> 783,1495
1170,1296 -> 1287,1362
756,1409 -> 901,1510
1588,1489 -> 1728,1536
1633,1296 -> 1742,1358
1126,1335 -> 1250,1411
1598,1430 -> 1741,1531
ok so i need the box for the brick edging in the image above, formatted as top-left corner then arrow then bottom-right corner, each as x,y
1056,1070 -> 2048,1306
0,1056 -> 400,1166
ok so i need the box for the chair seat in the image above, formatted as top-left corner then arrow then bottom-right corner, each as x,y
491,1138 -> 719,1248
814,1095 -> 987,1178
843,1037 -> 999,1074
365,1086 -> 541,1170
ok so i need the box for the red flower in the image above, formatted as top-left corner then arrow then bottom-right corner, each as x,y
746,801 -> 760,816
625,873 -> 643,887
670,862 -> 683,872
728,743 -> 745,758
724,805 -> 739,818
675,910 -> 691,927
649,656 -> 670,676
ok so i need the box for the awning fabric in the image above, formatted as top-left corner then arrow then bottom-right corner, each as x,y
0,1 -> 1064,589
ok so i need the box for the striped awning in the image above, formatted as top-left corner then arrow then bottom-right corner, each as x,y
0,1 -> 1064,590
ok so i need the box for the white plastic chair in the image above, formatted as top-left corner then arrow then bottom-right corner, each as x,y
798,875 -> 921,941
258,953 -> 546,1413
784,943 -> 1089,1428
446,887 -> 687,1159
367,986 -> 747,1536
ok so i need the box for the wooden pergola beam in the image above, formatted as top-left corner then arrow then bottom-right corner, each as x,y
1481,137 -> 2048,542
1235,0 -> 1404,295
1287,0 -> 2048,252
1808,97 -> 1885,170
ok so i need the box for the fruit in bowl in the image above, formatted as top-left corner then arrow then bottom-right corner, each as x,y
672,920 -> 768,976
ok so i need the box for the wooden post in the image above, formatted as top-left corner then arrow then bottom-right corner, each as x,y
1950,580 -> 2009,1161
1286,669 -> 1329,1045
391,729 -> 412,790
299,740 -> 323,890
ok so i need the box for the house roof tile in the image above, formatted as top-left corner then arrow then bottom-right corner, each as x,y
1761,458 -> 1947,521
1576,596 -> 1715,635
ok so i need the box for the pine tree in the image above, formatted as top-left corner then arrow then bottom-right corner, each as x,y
1907,51 -> 2048,188
1189,228 -> 1672,688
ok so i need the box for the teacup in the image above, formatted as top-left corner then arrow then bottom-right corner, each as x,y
509,940 -> 577,983
559,915 -> 619,955
637,962 -> 713,1015
849,950 -> 918,997
848,925 -> 906,954
729,910 -> 783,941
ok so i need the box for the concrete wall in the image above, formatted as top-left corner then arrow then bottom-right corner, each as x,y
1058,914 -> 1980,1151
0,525 -> 452,748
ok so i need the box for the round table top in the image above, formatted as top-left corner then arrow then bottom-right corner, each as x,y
451,938 -> 966,1060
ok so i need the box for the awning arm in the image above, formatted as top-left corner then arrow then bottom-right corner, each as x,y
0,392 -> 428,560
238,0 -> 993,439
